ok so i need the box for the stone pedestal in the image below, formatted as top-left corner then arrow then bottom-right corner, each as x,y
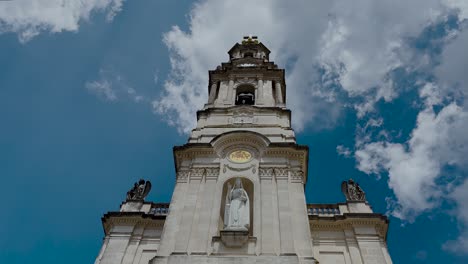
220,230 -> 249,247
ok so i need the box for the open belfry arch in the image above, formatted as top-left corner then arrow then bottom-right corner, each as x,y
95,36 -> 393,264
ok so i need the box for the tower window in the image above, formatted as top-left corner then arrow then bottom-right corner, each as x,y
236,85 -> 255,105
244,52 -> 253,58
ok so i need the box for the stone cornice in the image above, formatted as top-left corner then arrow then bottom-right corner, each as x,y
101,212 -> 166,236
197,105 -> 291,115
309,213 -> 389,240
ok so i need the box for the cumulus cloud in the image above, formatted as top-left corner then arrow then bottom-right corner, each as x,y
0,0 -> 125,43
154,0 -> 467,133
354,25 -> 468,253
356,102 -> 468,220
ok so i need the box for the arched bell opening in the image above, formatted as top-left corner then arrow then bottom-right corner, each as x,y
235,85 -> 255,105
219,177 -> 254,236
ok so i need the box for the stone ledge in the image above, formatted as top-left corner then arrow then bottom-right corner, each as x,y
219,230 -> 250,247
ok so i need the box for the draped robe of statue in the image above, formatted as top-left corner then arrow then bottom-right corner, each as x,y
224,178 -> 250,231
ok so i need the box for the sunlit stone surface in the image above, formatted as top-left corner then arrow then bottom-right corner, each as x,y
94,37 -> 393,264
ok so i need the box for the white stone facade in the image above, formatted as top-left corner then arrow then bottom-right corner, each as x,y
95,37 -> 393,264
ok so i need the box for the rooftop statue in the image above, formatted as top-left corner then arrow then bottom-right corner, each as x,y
341,179 -> 366,201
126,179 -> 152,201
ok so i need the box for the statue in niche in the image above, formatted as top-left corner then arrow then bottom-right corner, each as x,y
126,179 -> 152,201
341,179 -> 366,201
224,178 -> 250,231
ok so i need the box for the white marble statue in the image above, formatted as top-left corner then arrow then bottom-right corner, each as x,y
224,178 -> 250,231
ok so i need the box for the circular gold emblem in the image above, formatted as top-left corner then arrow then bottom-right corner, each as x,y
228,150 -> 252,163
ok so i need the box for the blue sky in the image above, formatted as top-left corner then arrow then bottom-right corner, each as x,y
1,1 -> 468,263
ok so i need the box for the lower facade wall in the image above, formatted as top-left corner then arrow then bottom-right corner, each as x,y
95,225 -> 162,264
311,228 -> 392,264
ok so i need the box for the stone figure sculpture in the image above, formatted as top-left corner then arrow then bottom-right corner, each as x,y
341,179 -> 366,201
224,178 -> 250,231
126,179 -> 152,201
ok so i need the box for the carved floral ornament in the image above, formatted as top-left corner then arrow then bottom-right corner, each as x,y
176,167 -> 221,182
258,167 -> 305,182
176,166 -> 304,182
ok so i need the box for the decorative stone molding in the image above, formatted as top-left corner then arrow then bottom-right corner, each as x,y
174,150 -> 216,160
228,109 -> 257,125
274,168 -> 288,179
262,148 -> 308,182
309,217 -> 388,239
223,164 -> 256,173
211,131 -> 270,158
234,77 -> 257,87
205,167 -> 220,180
177,167 -> 221,182
258,167 -> 305,182
259,167 -> 274,179
176,170 -> 190,183
190,168 -> 205,180
290,170 -> 304,183
102,215 -> 165,235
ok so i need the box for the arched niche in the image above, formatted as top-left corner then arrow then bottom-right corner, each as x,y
219,177 -> 254,236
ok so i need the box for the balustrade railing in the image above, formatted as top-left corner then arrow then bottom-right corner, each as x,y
149,203 -> 170,216
307,204 -> 341,216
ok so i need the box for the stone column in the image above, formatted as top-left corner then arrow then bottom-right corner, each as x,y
174,174 -> 202,252
257,78 -> 264,104
289,181 -> 314,258
275,81 -> 284,105
156,180 -> 189,256
226,79 -> 234,104
187,173 -> 217,254
208,82 -> 218,104
277,178 -> 294,254
260,174 -> 275,254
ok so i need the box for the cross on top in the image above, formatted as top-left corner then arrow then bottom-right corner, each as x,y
242,35 -> 259,44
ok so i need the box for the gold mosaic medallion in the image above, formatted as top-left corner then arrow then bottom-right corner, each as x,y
228,150 -> 252,163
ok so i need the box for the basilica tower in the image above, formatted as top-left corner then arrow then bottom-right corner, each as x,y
155,35 -> 313,263
95,37 -> 393,264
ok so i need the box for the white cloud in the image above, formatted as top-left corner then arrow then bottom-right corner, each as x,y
336,145 -> 352,158
355,18 -> 468,252
154,0 -> 468,133
443,178 -> 468,254
435,28 -> 468,104
155,5 -> 468,246
86,78 -> 117,102
356,102 -> 468,221
0,0 -> 125,43
85,68 -> 144,103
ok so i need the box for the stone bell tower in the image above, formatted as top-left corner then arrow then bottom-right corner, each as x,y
153,36 -> 315,263
94,36 -> 393,264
